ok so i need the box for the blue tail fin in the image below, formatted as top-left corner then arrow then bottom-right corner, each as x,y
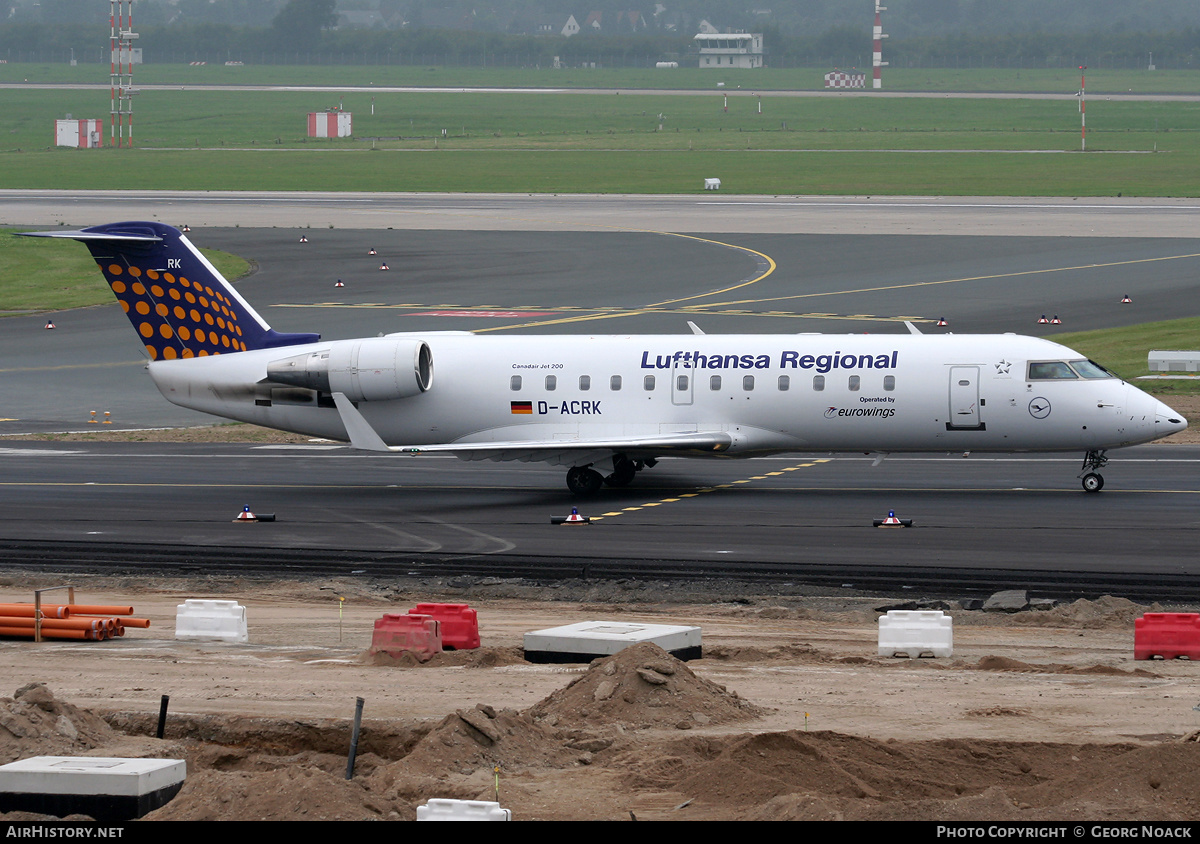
21,222 -> 319,360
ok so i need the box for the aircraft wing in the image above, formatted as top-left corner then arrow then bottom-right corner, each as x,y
331,392 -> 731,463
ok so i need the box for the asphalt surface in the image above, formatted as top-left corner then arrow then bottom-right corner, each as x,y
3,194 -> 1200,598
1,443 -> 1198,599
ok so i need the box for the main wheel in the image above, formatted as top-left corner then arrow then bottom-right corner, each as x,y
566,466 -> 604,496
1081,472 -> 1104,493
604,457 -> 637,487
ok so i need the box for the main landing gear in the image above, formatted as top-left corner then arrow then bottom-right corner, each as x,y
565,455 -> 655,495
1079,449 -> 1108,493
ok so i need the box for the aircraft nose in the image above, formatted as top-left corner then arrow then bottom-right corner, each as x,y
1153,397 -> 1187,437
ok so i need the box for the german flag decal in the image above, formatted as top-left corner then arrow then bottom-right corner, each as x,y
510,401 -> 533,414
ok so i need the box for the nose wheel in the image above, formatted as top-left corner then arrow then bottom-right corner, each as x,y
1079,450 -> 1108,493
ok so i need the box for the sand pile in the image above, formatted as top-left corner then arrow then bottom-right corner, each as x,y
0,683 -> 117,764
395,703 -> 582,776
527,641 -> 766,729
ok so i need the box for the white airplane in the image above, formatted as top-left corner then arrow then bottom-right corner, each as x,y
25,222 -> 1188,494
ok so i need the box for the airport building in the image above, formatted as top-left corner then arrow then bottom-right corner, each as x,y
694,33 -> 763,69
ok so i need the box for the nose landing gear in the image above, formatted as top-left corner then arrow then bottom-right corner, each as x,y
1079,449 -> 1108,493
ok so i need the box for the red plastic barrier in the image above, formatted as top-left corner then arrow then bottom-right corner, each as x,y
370,613 -> 441,661
1134,612 -> 1200,660
410,603 -> 480,650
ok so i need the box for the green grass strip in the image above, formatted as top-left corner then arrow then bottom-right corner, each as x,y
0,228 -> 250,313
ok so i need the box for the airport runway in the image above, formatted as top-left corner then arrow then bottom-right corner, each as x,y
1,442 -> 1198,599
3,193 -> 1200,597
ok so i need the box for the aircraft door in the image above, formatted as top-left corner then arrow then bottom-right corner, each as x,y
947,366 -> 984,429
671,360 -> 694,406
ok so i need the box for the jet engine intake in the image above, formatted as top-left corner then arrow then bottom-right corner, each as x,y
267,338 -> 433,402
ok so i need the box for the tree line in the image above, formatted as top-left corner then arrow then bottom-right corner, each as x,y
1,18 -> 1196,70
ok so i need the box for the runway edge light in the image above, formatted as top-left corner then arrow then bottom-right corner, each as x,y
874,509 -> 913,528
551,507 -> 591,525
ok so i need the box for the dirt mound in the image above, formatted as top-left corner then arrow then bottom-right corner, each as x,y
973,656 -> 1158,677
1009,596 -> 1157,629
0,684 -> 117,764
702,643 -> 823,663
144,766 -> 401,821
396,704 -> 583,776
608,731 -> 1200,821
527,642 -> 766,729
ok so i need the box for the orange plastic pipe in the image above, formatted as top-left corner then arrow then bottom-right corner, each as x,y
67,605 -> 134,616
0,617 -> 109,631
0,604 -> 70,618
0,626 -> 88,640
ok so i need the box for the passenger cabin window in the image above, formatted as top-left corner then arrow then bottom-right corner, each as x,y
610,375 -> 622,391
813,375 -> 825,391
545,375 -> 557,391
644,375 -> 656,391
676,375 -> 689,391
742,375 -> 755,391
777,375 -> 790,391
579,375 -> 591,391
1027,361 -> 1078,380
510,375 -> 522,391
883,375 -> 895,391
848,375 -> 861,391
710,375 -> 722,391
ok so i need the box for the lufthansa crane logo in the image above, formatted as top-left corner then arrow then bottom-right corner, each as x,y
1028,397 -> 1051,419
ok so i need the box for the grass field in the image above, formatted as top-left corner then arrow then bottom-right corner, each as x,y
0,228 -> 249,313
2,63 -> 1196,95
3,83 -> 1199,195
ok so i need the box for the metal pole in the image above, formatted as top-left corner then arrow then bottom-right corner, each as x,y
345,697 -> 364,779
1080,66 -> 1087,151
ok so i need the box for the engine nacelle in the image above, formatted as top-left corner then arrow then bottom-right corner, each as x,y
267,338 -> 433,402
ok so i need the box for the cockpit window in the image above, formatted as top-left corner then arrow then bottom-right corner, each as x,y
1027,361 -> 1078,380
1069,359 -> 1116,379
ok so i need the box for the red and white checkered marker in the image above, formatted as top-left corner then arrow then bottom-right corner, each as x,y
368,248 -> 377,255
1050,315 -> 1062,325
334,280 -> 344,287
873,509 -> 913,528
44,320 -> 55,330
1121,294 -> 1132,303
936,317 -> 947,326
551,507 -> 591,525
181,225 -> 190,232
1037,315 -> 1049,324
299,235 -> 308,243
379,262 -> 389,271
234,505 -> 258,522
